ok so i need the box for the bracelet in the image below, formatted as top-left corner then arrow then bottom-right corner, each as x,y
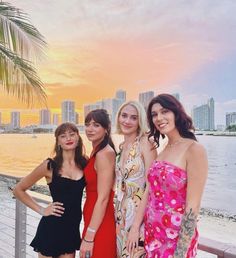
39,207 -> 45,216
87,227 -> 96,233
83,238 -> 94,243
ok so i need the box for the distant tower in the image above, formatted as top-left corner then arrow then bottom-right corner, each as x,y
84,103 -> 102,118
40,109 -> 51,125
116,89 -> 126,102
62,100 -> 76,123
226,112 -> 236,127
11,111 -> 20,128
208,98 -> 215,130
102,98 -> 122,126
52,113 -> 59,126
172,93 -> 180,101
75,112 -> 79,124
139,91 -> 154,111
192,97 -> 215,130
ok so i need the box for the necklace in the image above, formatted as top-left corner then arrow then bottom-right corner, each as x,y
167,138 -> 183,147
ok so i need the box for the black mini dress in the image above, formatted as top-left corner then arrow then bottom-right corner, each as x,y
30,158 -> 85,256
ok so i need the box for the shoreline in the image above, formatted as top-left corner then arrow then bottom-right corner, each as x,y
2,175 -> 235,220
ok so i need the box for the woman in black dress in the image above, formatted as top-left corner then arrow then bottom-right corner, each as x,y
13,122 -> 87,258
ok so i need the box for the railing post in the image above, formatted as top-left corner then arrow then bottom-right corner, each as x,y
15,199 -> 26,258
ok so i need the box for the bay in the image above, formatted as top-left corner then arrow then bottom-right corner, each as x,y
0,134 -> 235,214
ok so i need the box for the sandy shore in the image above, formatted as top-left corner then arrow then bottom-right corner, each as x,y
1,178 -> 235,257
199,213 -> 236,245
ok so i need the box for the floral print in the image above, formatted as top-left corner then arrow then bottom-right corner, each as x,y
115,137 -> 146,258
144,160 -> 198,258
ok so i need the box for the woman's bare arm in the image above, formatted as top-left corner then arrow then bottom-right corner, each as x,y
174,142 -> 208,257
13,160 -> 64,217
80,147 -> 116,257
127,136 -> 157,253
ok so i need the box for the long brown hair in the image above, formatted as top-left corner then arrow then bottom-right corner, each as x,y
53,122 -> 87,173
147,94 -> 197,148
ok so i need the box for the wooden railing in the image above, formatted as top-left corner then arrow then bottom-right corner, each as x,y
0,173 -> 236,258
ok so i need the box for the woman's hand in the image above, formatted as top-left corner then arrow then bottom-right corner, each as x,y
79,239 -> 94,258
42,202 -> 64,217
126,226 -> 139,255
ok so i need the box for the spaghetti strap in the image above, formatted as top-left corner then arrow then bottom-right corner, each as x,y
46,158 -> 57,178
30,157 -> 86,256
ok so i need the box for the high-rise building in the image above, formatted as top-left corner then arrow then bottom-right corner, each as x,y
139,91 -> 154,111
52,113 -> 59,126
208,98 -> 215,130
84,103 -> 102,118
40,109 -> 51,125
83,90 -> 126,127
172,93 -> 180,101
75,112 -> 79,124
116,89 -> 126,101
192,98 -> 215,130
226,112 -> 236,127
102,98 -> 122,126
62,100 -> 76,123
11,111 -> 20,129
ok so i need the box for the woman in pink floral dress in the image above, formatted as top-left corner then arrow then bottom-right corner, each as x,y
144,94 -> 208,258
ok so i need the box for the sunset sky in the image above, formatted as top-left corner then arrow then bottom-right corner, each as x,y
1,0 -> 236,125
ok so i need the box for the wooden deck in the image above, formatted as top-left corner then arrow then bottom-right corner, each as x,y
1,174 -> 236,258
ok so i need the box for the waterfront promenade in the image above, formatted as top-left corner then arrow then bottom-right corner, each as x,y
1,175 -> 236,258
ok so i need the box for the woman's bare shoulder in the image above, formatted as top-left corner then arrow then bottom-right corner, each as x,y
186,140 -> 207,159
140,134 -> 156,149
96,145 -> 116,159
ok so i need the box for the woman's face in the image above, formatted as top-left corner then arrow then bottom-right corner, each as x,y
85,119 -> 106,144
57,129 -> 79,151
118,104 -> 139,136
151,103 -> 176,135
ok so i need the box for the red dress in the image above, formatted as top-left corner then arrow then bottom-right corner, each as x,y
82,156 -> 116,258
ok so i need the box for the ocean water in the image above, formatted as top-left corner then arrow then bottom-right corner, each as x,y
0,134 -> 235,214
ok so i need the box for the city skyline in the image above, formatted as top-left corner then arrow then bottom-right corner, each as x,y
0,90 -> 234,127
0,92 -> 227,133
0,1 -> 236,125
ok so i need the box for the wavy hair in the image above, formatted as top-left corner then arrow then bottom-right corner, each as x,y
85,109 -> 116,156
53,122 -> 87,173
147,94 -> 197,147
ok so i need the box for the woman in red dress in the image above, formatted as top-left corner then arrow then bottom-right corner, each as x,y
80,109 -> 116,258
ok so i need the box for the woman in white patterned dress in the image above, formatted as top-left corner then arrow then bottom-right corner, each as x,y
115,101 -> 157,258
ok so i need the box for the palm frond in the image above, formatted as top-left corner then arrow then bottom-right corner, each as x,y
0,2 -> 47,106
0,1 -> 47,61
0,42 -> 47,106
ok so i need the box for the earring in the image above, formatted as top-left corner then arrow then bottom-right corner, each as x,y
57,145 -> 62,151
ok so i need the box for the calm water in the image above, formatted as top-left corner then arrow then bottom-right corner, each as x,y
0,134 -> 235,214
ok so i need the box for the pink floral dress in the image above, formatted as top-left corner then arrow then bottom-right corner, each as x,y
144,160 -> 198,258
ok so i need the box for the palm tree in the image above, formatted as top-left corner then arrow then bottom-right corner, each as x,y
0,1 -> 47,105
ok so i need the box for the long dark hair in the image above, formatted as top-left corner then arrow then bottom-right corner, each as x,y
85,109 -> 116,156
53,122 -> 87,173
147,94 -> 197,147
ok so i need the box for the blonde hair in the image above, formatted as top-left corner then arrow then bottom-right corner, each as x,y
115,101 -> 148,137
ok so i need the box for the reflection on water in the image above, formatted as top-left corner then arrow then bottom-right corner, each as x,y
0,134 -> 235,214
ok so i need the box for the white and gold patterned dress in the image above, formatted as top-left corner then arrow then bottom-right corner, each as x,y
115,137 -> 146,258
